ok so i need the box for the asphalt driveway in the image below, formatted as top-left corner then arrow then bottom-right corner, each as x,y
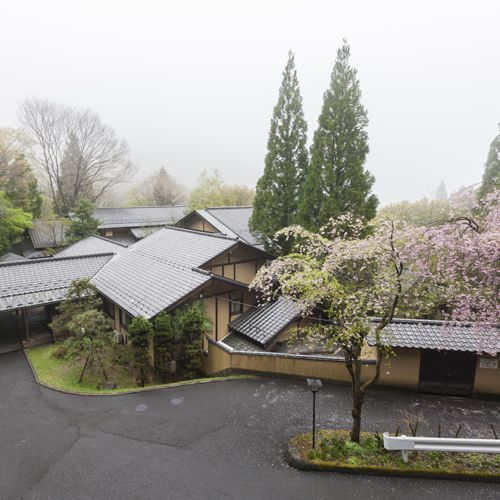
0,350 -> 499,500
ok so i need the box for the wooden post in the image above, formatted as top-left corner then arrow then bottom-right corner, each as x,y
23,309 -> 30,343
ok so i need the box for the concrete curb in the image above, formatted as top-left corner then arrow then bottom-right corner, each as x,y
285,437 -> 500,484
23,348 -> 255,397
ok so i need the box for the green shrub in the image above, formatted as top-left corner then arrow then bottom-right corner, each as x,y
128,316 -> 153,387
52,344 -> 68,359
153,311 -> 176,382
175,302 -> 211,377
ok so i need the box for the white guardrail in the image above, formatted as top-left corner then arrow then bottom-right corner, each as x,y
383,432 -> 500,462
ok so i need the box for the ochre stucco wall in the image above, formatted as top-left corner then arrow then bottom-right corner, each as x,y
474,355 -> 500,395
378,348 -> 421,389
203,341 -> 376,383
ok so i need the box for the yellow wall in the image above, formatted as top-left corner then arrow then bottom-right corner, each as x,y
204,340 -> 376,383
474,355 -> 500,395
378,348 -> 421,389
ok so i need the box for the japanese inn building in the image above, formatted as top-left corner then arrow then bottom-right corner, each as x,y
0,206 -> 498,397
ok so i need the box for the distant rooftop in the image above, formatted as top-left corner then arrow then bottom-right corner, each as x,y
56,235 -> 127,258
0,252 -> 28,263
28,219 -> 68,249
178,206 -> 263,248
93,206 -> 187,229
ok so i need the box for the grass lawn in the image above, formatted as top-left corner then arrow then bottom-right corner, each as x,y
26,343 -> 247,395
289,430 -> 500,479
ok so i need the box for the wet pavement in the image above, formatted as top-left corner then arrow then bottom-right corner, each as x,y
0,349 -> 499,499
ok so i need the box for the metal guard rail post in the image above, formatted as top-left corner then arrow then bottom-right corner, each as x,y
383,432 -> 500,463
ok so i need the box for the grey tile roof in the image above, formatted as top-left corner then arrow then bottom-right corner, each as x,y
92,227 -> 239,319
205,207 -> 262,246
220,332 -> 265,352
28,220 -> 68,249
130,226 -> 163,240
368,318 -> 500,354
129,226 -> 239,268
0,254 -> 113,312
93,206 -> 186,229
56,236 -> 127,258
197,207 -> 262,247
229,297 -> 301,348
0,252 -> 28,263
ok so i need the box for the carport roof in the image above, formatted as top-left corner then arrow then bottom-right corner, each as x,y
0,253 -> 113,312
368,318 -> 500,354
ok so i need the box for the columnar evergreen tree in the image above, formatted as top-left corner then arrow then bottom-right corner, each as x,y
153,311 -> 176,382
478,124 -> 500,198
298,40 -> 378,232
250,51 -> 308,246
128,316 -> 153,387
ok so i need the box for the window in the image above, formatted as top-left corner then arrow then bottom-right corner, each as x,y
120,309 -> 131,330
230,292 -> 243,316
105,229 -> 114,238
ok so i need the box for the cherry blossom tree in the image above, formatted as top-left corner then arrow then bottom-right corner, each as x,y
250,190 -> 499,443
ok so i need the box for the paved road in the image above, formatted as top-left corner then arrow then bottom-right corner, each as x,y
0,350 -> 499,500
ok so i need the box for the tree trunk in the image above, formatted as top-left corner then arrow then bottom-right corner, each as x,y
350,382 -> 365,443
79,356 -> 90,383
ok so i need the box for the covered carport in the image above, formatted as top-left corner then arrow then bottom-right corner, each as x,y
0,312 -> 23,353
0,253 -> 114,352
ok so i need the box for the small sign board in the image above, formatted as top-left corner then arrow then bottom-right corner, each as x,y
479,358 -> 498,370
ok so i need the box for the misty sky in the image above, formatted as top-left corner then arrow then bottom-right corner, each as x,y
2,1 -> 499,205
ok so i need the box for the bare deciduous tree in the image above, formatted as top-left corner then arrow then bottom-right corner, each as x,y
19,98 -> 136,215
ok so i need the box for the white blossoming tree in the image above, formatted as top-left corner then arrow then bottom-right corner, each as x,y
250,191 -> 499,443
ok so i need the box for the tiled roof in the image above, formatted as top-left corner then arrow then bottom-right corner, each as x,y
93,206 -> 186,229
0,254 -> 113,312
229,297 -> 301,348
203,207 -> 262,247
0,252 -> 28,263
220,332 -> 265,352
128,226 -> 239,268
368,318 -> 500,354
92,227 -> 239,319
56,236 -> 127,257
130,226 -> 163,240
28,219 -> 68,249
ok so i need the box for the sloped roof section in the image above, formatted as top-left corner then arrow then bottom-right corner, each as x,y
29,219 -> 68,249
93,206 -> 186,229
0,252 -> 28,263
56,236 -> 127,258
129,226 -> 238,268
129,226 -> 163,240
92,227 -> 239,319
220,332 -> 265,352
0,254 -> 113,312
229,297 -> 301,348
203,207 -> 262,247
368,318 -> 500,354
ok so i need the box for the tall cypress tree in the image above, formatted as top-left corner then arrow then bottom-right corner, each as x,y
298,40 -> 378,231
478,124 -> 500,199
250,51 -> 308,246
